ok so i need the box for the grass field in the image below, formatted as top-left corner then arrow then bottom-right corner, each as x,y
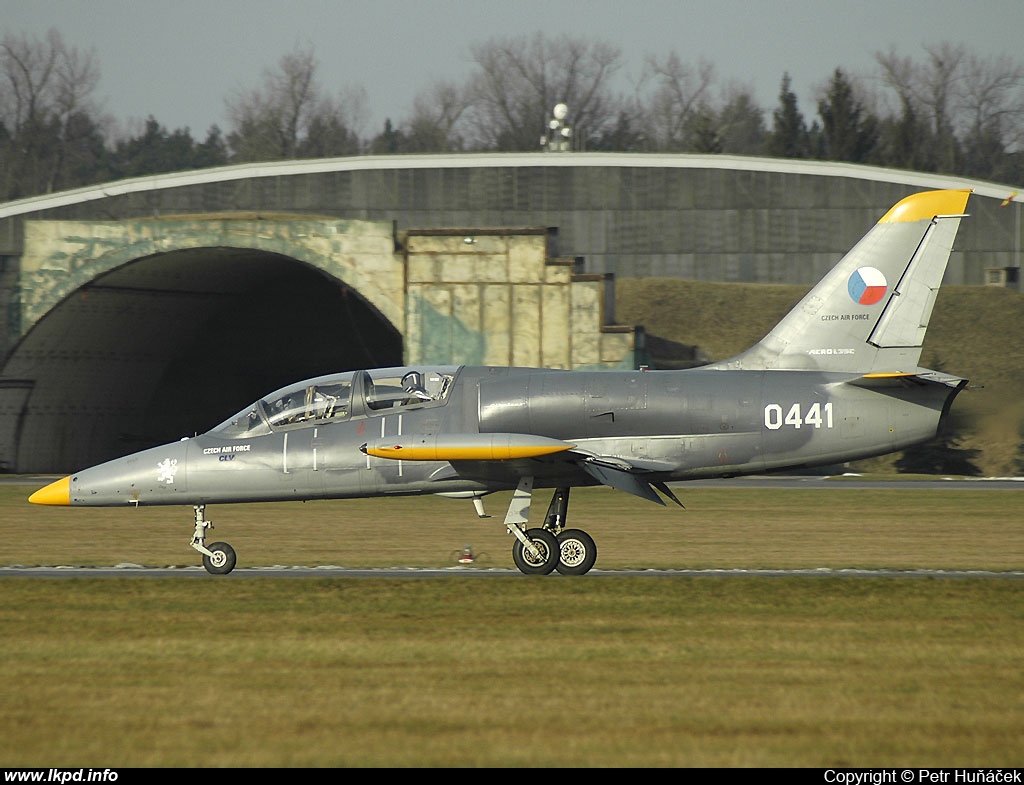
5,482 -> 1021,571
2,481 -> 1022,767
1,576 -> 1022,767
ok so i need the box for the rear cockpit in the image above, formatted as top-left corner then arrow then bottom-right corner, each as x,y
362,367 -> 454,411
209,366 -> 459,438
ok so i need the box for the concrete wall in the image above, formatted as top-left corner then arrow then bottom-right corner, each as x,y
15,217 -> 637,372
404,228 -> 635,370
18,215 -> 403,332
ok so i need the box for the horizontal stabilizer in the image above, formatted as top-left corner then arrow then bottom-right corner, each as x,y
912,370 -> 970,388
361,433 -> 574,462
852,369 -> 968,390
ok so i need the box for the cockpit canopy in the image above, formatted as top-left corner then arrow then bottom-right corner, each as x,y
210,366 -> 459,438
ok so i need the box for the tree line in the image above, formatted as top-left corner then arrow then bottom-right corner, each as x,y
2,29 -> 1023,202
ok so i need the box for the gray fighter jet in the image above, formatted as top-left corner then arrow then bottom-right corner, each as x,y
30,189 -> 973,576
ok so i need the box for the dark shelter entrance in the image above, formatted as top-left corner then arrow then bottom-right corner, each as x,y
2,248 -> 401,473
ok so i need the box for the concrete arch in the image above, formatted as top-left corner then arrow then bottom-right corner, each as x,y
4,216 -> 406,472
19,215 -> 404,331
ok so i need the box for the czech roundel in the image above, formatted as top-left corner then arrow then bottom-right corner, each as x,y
848,267 -> 888,306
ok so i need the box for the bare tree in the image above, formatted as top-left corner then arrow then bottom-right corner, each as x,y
639,52 -> 716,151
226,44 -> 365,161
47,37 -> 102,191
0,29 -> 59,135
0,28 -> 101,196
921,42 -> 966,170
959,52 -> 1024,155
874,48 -> 933,170
464,33 -> 624,151
227,44 -> 317,159
876,42 -> 1024,176
876,43 -> 976,172
403,80 -> 470,152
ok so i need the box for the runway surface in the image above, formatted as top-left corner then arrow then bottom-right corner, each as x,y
2,565 -> 1022,579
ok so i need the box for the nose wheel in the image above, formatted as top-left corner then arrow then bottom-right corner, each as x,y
190,505 -> 237,575
202,542 -> 237,575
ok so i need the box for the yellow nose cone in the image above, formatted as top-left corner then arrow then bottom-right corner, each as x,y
29,476 -> 71,506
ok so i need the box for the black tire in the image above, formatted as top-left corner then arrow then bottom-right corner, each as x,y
556,528 -> 597,575
511,528 -> 559,575
202,541 -> 237,575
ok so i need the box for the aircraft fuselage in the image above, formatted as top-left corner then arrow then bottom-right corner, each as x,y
61,364 -> 960,508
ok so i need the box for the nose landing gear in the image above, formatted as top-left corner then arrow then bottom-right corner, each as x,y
190,505 -> 237,575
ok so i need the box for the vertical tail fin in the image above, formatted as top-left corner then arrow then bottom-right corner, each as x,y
711,189 -> 971,373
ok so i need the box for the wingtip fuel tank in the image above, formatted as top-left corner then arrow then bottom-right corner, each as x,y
361,433 -> 574,461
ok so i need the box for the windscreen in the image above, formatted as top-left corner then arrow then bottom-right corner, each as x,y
209,368 -> 458,437
210,373 -> 355,437
265,379 -> 352,427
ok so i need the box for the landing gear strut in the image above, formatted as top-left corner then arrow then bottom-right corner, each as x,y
190,505 -> 237,575
542,487 -> 598,575
499,479 -> 597,576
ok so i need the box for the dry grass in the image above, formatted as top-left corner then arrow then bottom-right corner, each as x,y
6,482 -> 1022,571
3,481 -> 1021,766
0,577 -> 1021,767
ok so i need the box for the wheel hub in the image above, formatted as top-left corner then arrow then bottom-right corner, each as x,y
559,537 -> 587,567
523,538 -> 551,566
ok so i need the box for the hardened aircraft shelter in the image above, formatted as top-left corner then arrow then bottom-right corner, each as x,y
0,153 -> 1019,472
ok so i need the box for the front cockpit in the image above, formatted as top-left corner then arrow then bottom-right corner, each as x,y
209,366 -> 459,438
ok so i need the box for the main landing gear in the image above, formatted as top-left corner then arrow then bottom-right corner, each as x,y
187,483 -> 598,577
191,505 -> 237,575
497,478 -> 598,576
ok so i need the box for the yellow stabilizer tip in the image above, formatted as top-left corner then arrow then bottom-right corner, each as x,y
29,476 -> 71,506
879,189 -> 971,224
